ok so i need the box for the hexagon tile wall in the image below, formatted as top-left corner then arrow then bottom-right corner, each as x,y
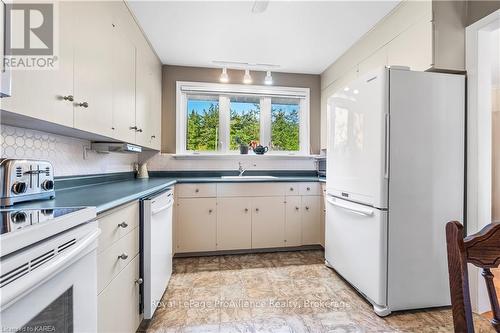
0,125 -> 137,177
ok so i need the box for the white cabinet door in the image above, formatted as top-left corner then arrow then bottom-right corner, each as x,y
149,60 -> 162,150
177,198 -> 216,252
301,196 -> 321,245
72,1 -> 113,138
1,2 -> 74,127
387,20 -> 433,71
251,197 -> 285,248
135,46 -> 160,148
285,196 -> 302,247
98,255 -> 141,333
358,46 -> 388,77
110,13 -> 136,143
217,197 -> 251,250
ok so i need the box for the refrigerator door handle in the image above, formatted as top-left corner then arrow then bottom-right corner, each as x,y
326,196 -> 374,216
384,113 -> 390,179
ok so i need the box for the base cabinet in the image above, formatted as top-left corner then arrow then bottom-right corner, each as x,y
175,183 -> 321,253
217,197 -> 252,250
301,196 -> 321,245
285,196 -> 302,247
96,202 -> 141,333
177,198 -> 217,252
98,255 -> 141,333
251,197 -> 285,248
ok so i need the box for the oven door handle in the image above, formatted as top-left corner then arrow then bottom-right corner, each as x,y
0,228 -> 100,310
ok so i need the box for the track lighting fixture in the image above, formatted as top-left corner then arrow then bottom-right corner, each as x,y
264,71 -> 273,85
243,69 -> 252,84
219,67 -> 229,83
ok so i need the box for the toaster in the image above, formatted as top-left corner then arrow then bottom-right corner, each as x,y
0,159 -> 55,206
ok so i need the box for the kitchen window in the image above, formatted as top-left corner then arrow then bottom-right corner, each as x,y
186,95 -> 220,152
177,82 -> 310,155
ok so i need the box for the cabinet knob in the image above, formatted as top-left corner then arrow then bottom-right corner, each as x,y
77,101 -> 89,108
305,206 -> 310,210
117,222 -> 128,228
130,126 -> 138,130
151,135 -> 156,139
208,209 -> 213,214
135,278 -> 143,285
307,187 -> 311,191
137,128 -> 143,133
195,188 -> 199,193
255,208 -> 259,212
118,253 -> 128,260
62,95 -> 74,102
295,207 -> 299,211
244,208 -> 249,213
290,187 -> 294,191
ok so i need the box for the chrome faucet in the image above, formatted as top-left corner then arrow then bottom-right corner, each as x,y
238,162 -> 246,176
238,162 -> 256,176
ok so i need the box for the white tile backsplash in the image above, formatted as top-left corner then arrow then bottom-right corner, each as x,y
1,125 -> 138,177
1,124 -> 315,177
140,152 -> 316,171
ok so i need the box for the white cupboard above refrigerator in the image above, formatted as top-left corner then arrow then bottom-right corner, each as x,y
325,67 -> 465,316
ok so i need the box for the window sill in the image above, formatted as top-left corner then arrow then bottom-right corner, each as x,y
170,153 -> 318,160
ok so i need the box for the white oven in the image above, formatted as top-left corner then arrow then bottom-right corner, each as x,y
1,211 -> 99,332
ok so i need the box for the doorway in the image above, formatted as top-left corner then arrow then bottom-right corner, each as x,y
466,8 -> 500,314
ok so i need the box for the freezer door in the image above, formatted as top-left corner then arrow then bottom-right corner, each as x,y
325,195 -> 387,307
327,67 -> 389,208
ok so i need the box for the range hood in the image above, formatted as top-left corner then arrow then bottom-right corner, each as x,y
91,142 -> 142,153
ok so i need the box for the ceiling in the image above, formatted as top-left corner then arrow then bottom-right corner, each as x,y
127,1 -> 400,74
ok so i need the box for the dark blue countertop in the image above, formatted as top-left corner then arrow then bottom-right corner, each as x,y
13,175 -> 323,214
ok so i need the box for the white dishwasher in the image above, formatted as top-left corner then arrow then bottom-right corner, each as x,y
141,188 -> 174,319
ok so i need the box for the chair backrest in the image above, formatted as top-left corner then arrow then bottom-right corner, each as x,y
446,221 -> 500,333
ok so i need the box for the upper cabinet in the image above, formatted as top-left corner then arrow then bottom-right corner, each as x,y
0,1 -> 75,127
0,1 -> 162,151
136,43 -> 162,150
72,1 -> 114,138
110,2 -> 137,144
319,0 -> 466,150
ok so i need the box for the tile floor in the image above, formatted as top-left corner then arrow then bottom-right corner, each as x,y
145,250 -> 495,333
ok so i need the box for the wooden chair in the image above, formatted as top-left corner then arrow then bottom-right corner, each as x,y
446,221 -> 500,333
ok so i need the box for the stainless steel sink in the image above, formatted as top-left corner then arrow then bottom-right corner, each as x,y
221,176 -> 278,180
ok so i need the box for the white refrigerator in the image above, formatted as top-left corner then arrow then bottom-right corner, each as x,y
325,67 -> 465,316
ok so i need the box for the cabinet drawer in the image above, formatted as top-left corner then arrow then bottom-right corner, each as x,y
285,183 -> 299,196
97,227 -> 139,293
98,255 -> 141,333
218,183 -> 285,197
176,184 -> 216,198
97,201 -> 139,253
299,183 -> 321,196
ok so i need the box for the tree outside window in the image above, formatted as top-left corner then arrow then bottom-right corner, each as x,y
186,96 -> 219,151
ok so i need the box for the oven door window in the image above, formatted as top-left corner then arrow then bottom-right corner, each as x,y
19,287 -> 73,333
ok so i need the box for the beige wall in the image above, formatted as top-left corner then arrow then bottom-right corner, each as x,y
161,65 -> 321,154
467,0 -> 500,26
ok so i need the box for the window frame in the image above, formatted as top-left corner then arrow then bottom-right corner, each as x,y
176,81 -> 310,155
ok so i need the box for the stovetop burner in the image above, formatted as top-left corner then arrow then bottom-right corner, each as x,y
0,207 -> 85,236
